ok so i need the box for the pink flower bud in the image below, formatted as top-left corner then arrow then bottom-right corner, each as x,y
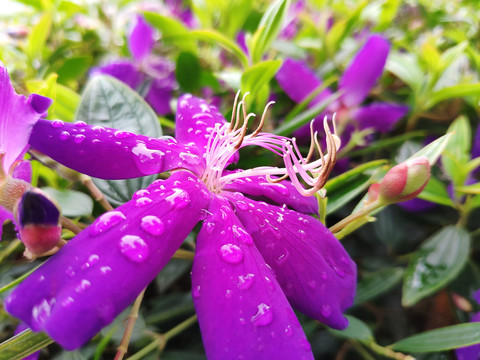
378,157 -> 430,204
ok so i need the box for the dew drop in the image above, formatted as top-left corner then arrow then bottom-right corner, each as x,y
285,325 -> 294,337
61,296 -> 75,308
297,229 -> 306,239
32,298 -> 55,327
192,285 -> 201,298
225,289 -> 233,298
74,134 -> 86,144
66,266 -> 75,278
135,197 -> 153,207
119,235 -> 149,263
235,201 -> 248,211
321,304 -> 332,317
201,189 -> 211,201
75,279 -> 91,293
165,188 -> 190,209
90,211 -> 126,236
307,280 -> 318,290
59,131 -> 70,141
92,125 -> 105,132
232,225 -> 253,245
140,215 -> 164,236
218,244 -> 243,264
264,276 -> 275,291
51,120 -> 65,128
205,221 -> 215,234
81,254 -> 100,270
332,265 -> 346,278
251,303 -> 273,326
132,189 -> 150,200
179,152 -> 201,165
115,130 -> 134,138
132,142 -> 165,174
237,273 -> 255,290
239,317 -> 246,325
100,266 -> 112,275
74,120 -> 87,127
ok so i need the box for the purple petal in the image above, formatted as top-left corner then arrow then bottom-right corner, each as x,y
144,58 -> 176,115
351,102 -> 408,132
275,58 -> 332,104
0,63 -> 51,174
128,15 -> 154,61
5,171 -> 210,350
222,173 -> 318,214
29,119 -> 205,179
472,123 -> 480,160
398,198 -> 436,212
228,195 -> 356,330
91,61 -> 143,89
29,93 -> 53,117
455,312 -> 480,360
176,95 -> 238,163
339,35 -> 390,107
12,160 -> 32,183
192,196 -> 314,360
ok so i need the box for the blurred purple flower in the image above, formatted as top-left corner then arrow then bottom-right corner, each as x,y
92,15 -> 176,115
6,94 -> 356,358
275,34 -> 408,142
456,290 -> 480,360
0,62 -> 61,257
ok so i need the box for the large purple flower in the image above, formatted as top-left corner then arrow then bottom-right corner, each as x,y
0,61 -> 59,256
275,34 -> 408,141
92,15 -> 176,115
6,94 -> 356,358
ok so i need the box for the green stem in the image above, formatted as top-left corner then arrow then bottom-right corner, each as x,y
126,314 -> 198,360
369,341 -> 415,360
0,239 -> 21,264
350,341 -> 376,360
330,201 -> 382,234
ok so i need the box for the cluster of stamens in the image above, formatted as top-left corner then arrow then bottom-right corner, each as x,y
201,92 -> 341,197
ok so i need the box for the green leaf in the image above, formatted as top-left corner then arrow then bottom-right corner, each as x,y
26,12 -> 52,60
176,52 -> 201,92
249,0 -> 289,63
325,160 -> 387,193
55,83 -> 80,122
417,176 -> 454,207
427,83 -> 480,108
190,29 -> 249,68
386,52 -> 423,93
407,132 -> 452,165
329,315 -> 374,344
241,59 -> 282,98
354,267 -> 404,305
374,0 -> 401,31
76,75 -> 162,205
456,183 -> 480,195
56,55 -> 92,83
391,323 -> 480,353
143,12 -> 197,52
41,187 -> 93,217
402,226 -> 471,307
0,330 -> 53,360
442,115 -> 472,185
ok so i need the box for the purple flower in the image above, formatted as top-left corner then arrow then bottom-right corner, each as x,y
92,15 -> 176,115
275,34 -> 408,141
456,290 -> 480,360
0,62 -> 60,257
6,94 -> 356,358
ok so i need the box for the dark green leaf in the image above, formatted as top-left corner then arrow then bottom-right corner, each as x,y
355,267 -> 404,305
402,226 -> 471,306
0,330 -> 53,360
329,315 -> 374,344
392,323 -> 480,352
41,187 -> 93,217
176,52 -> 201,92
417,176 -> 453,207
76,75 -> 162,205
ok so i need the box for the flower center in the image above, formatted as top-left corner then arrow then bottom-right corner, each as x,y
201,93 -> 341,197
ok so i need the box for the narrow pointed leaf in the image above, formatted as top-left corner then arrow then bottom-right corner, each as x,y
241,60 -> 282,98
0,329 -> 53,360
407,132 -> 452,165
354,267 -> 404,305
392,323 -> 480,353
329,315 -> 374,344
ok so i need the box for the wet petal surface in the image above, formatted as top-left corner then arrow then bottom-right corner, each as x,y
192,196 -> 314,360
5,171 -> 210,350
228,195 -> 356,330
29,119 -> 205,179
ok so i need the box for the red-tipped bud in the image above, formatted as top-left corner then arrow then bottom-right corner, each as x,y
13,189 -> 62,257
378,157 -> 430,204
366,183 -> 380,204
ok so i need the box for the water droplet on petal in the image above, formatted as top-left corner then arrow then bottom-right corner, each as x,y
251,303 -> 273,326
239,317 -> 246,325
51,120 -> 65,128
332,265 -> 346,278
225,289 -> 233,298
75,279 -> 91,293
179,152 -> 201,165
218,244 -> 243,264
273,247 -> 289,266
232,225 -> 253,245
132,142 -> 165,174
81,254 -> 100,270
264,276 -> 275,291
100,266 -> 112,275
115,130 -> 134,138
297,230 -> 306,239
140,215 -> 164,236
61,296 -> 75,308
66,266 -> 75,277
205,221 -> 215,234
90,211 -> 126,236
192,285 -> 201,298
132,189 -> 150,200
237,273 -> 255,290
165,188 -> 190,209
32,298 -> 55,327
59,131 -> 70,141
285,325 -> 293,337
307,280 -> 317,290
321,304 -> 332,317
74,134 -> 86,144
92,125 -> 105,132
119,235 -> 149,263
235,201 -> 248,211
135,197 -> 153,207
74,121 -> 87,127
